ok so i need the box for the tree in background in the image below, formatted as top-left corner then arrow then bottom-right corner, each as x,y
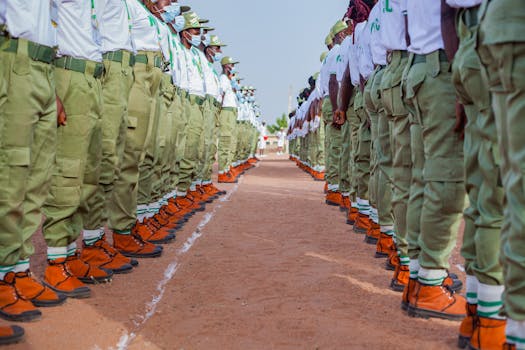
267,113 -> 288,134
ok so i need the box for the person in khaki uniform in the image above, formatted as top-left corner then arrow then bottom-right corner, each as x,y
218,57 -> 240,183
107,0 -> 165,260
42,0 -> 112,298
440,0 -> 507,348
476,0 -> 525,347
402,0 -> 466,321
0,0 -> 65,322
79,0 -> 139,276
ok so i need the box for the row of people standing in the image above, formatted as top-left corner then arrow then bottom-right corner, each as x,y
288,0 -> 524,349
0,0 -> 261,344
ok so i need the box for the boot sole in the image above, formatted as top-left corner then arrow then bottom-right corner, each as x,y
407,305 -> 465,321
346,220 -> 356,225
31,293 -> 68,307
106,264 -> 134,274
78,275 -> 112,284
458,335 -> 470,349
148,234 -> 176,245
353,227 -> 368,234
401,301 -> 409,312
313,178 -> 324,182
389,280 -> 405,293
385,262 -> 396,271
375,252 -> 389,258
364,236 -> 378,245
325,200 -> 340,207
120,250 -> 162,259
0,326 -> 24,345
0,309 -> 42,322
43,282 -> 91,299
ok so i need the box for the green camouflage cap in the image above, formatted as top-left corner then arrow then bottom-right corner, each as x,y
180,5 -> 191,13
182,11 -> 203,30
320,51 -> 328,63
209,35 -> 226,47
221,56 -> 239,66
330,20 -> 348,37
198,18 -> 210,24
248,86 -> 256,91
313,72 -> 320,80
325,34 -> 333,46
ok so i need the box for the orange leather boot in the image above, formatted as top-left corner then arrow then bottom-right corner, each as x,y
44,259 -> 91,299
385,249 -> 400,270
0,272 -> 42,321
313,171 -> 325,181
365,221 -> 380,244
340,196 -> 351,213
469,317 -> 506,350
353,213 -> 371,234
376,232 -> 395,258
402,278 -> 419,312
133,220 -> 175,244
113,232 -> 163,258
13,271 -> 66,307
409,283 -> 467,321
347,207 -> 359,225
81,238 -> 134,274
390,265 -> 409,292
0,325 -> 24,345
325,191 -> 343,206
458,303 -> 478,349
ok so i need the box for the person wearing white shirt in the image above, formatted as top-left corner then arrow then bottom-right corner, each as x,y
378,0 -> 413,295
403,0 -> 467,322
173,10 -> 208,208
443,0 -> 506,346
0,0 -> 66,321
200,35 -> 226,195
217,57 -> 240,182
81,0 -> 139,275
322,20 -> 348,206
43,0 -> 114,297
108,0 -> 165,260
335,2 -> 371,228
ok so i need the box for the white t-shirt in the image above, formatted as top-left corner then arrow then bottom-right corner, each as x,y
127,0 -> 160,52
369,3 -> 387,65
99,0 -> 134,54
380,0 -> 408,51
187,46 -> 205,97
350,22 -> 367,86
358,20 -> 374,81
445,0 -> 482,8
406,0 -> 444,55
170,34 -> 183,87
57,0 -> 102,62
200,52 -> 221,101
220,75 -> 237,108
3,0 -> 56,47
320,44 -> 340,97
336,36 -> 352,82
158,22 -> 172,76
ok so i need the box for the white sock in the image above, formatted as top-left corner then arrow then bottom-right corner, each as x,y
466,274 -> 479,304
137,204 -> 149,222
357,198 -> 370,215
478,283 -> 504,319
83,228 -> 103,246
47,246 -> 68,261
67,242 -> 77,257
507,319 -> 525,349
409,259 -> 420,279
380,225 -> 395,236
13,259 -> 30,273
176,191 -> 186,197
0,265 -> 14,279
418,267 -> 447,286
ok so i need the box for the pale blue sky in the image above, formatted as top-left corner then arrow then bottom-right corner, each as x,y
188,0 -> 348,126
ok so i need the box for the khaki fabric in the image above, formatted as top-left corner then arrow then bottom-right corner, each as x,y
0,40 -> 56,264
108,56 -> 162,231
322,97 -> 342,187
43,63 -> 103,247
218,108 -> 237,172
404,51 -> 465,270
84,52 -> 133,230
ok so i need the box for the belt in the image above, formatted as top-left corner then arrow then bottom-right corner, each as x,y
179,89 -> 189,99
221,107 -> 237,112
413,49 -> 449,65
188,94 -> 205,106
0,36 -> 55,64
54,56 -> 105,79
135,53 -> 163,68
386,50 -> 408,64
103,50 -> 135,67
214,100 -> 222,108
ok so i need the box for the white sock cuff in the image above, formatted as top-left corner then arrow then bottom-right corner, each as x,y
83,229 -> 103,241
466,275 -> 479,304
351,201 -> 358,208
67,242 -> 77,256
478,283 -> 504,319
342,192 -> 350,197
507,319 -> 525,348
137,204 -> 148,214
409,259 -> 420,278
47,246 -> 68,260
13,259 -> 30,273
380,225 -> 394,234
176,191 -> 187,197
418,267 -> 447,286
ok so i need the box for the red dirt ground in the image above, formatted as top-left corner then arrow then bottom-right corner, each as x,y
5,153 -> 465,349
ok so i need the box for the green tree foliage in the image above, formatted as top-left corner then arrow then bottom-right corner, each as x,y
267,114 -> 288,134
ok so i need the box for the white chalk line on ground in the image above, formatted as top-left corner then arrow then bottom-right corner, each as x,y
109,180 -> 241,350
